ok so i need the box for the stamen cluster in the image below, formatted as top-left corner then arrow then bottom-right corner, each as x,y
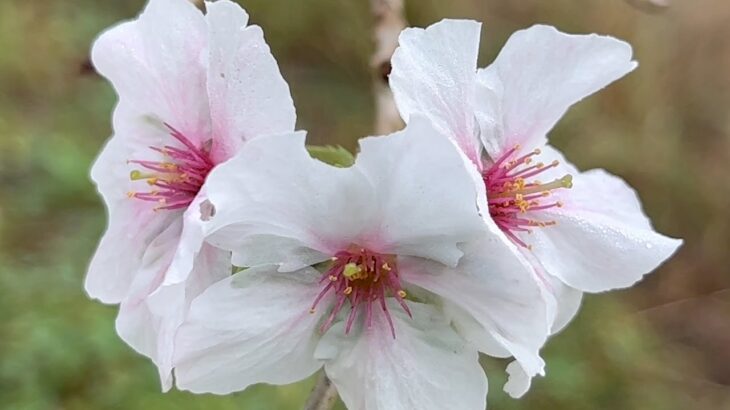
483,145 -> 573,249
128,125 -> 214,211
310,247 -> 411,338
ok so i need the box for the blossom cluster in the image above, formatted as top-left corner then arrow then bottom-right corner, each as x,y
86,0 -> 682,408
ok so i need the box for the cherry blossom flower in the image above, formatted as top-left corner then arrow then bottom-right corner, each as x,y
85,0 -> 295,389
172,118 -> 550,410
390,19 -> 682,396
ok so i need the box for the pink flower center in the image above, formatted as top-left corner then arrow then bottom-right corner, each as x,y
310,246 -> 411,338
482,145 -> 573,249
127,124 -> 214,211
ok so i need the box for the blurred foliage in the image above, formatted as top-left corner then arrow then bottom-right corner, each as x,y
1,0 -> 729,409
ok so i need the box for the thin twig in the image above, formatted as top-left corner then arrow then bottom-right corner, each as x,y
369,0 -> 407,135
303,372 -> 339,410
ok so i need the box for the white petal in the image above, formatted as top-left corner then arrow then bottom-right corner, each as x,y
354,116 -> 485,266
504,360 -> 533,398
390,19 -> 483,165
87,111 -> 191,303
478,25 -> 637,154
399,236 -> 548,380
316,301 -> 487,410
205,0 -> 296,162
86,199 -> 178,303
529,168 -> 682,292
114,218 -> 183,390
173,266 -> 325,394
520,248 -> 584,334
162,190 -> 213,286
473,74 -> 505,161
547,276 -> 583,334
563,167 -> 653,229
89,133 -> 134,212
203,131 -> 373,269
445,303 -> 510,358
91,0 -> 209,139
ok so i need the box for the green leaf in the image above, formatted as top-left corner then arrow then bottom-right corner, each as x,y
306,145 -> 355,167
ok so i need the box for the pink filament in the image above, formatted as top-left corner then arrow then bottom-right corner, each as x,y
128,124 -> 214,211
483,147 -> 570,249
311,248 -> 411,338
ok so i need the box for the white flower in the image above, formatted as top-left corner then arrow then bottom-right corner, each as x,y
86,0 -> 295,389
390,19 -> 682,396
172,118 -> 550,410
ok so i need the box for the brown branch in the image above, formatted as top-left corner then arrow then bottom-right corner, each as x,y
302,372 -> 339,410
624,0 -> 670,13
369,0 -> 408,135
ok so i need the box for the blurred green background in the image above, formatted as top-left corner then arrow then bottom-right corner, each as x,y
1,0 -> 728,409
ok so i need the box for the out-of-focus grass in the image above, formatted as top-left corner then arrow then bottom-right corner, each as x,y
0,0 -> 728,409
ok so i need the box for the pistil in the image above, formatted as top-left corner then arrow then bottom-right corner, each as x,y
310,247 -> 411,338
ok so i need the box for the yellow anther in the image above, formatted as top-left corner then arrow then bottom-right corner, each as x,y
381,262 -> 391,271
329,275 -> 338,282
533,148 -> 541,155
344,286 -> 353,295
342,263 -> 362,279
127,191 -> 136,198
551,160 -> 560,167
397,290 -> 407,298
146,178 -> 158,185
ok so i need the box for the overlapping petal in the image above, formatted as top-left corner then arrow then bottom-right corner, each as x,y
399,236 -> 548,385
529,169 -> 682,292
316,301 -> 487,410
204,118 -> 485,270
476,24 -> 637,157
205,0 -> 296,162
353,116 -> 486,266
203,131 -> 371,270
91,0 -> 209,141
174,266 -> 326,394
390,19 -> 483,165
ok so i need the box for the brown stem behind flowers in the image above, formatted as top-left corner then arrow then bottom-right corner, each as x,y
369,0 -> 407,135
303,372 -> 340,410
302,1 -> 408,409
